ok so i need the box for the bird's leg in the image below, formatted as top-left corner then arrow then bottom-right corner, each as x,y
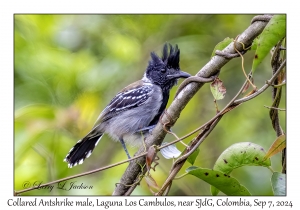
119,138 -> 131,159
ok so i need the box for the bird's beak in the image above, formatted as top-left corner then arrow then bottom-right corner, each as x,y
167,70 -> 191,80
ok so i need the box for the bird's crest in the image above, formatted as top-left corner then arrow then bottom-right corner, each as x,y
149,43 -> 180,69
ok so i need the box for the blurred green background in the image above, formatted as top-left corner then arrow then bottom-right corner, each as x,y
14,14 -> 286,195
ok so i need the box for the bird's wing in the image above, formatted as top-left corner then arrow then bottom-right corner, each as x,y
94,80 -> 154,126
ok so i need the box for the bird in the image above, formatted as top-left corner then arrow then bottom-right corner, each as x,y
64,43 -> 191,168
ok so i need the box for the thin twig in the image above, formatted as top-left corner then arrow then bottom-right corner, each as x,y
273,81 -> 286,88
174,172 -> 188,180
233,35 -> 256,90
264,105 -> 286,111
233,60 -> 286,105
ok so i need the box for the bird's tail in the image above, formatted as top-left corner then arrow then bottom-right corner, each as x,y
64,132 -> 103,168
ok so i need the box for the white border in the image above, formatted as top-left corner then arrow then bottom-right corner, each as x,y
2,0 -> 299,209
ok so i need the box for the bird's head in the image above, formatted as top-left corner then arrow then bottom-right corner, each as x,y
144,43 -> 190,91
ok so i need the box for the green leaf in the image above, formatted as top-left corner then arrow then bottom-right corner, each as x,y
214,142 -> 271,173
211,37 -> 234,58
187,147 -> 200,165
263,134 -> 286,161
252,15 -> 286,73
211,142 -> 271,195
271,172 -> 286,195
186,166 -> 251,196
210,78 -> 226,100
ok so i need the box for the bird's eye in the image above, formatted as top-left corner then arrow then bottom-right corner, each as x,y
161,68 -> 166,73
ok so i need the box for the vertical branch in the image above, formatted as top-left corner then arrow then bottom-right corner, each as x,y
270,40 -> 286,173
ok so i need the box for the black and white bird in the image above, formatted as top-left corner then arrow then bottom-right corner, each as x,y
64,43 -> 190,168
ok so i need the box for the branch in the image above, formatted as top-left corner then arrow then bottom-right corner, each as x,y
113,14 -> 273,195
264,105 -> 286,111
269,39 -> 286,173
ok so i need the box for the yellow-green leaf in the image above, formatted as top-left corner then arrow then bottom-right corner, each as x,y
263,134 -> 286,161
145,175 -> 160,191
